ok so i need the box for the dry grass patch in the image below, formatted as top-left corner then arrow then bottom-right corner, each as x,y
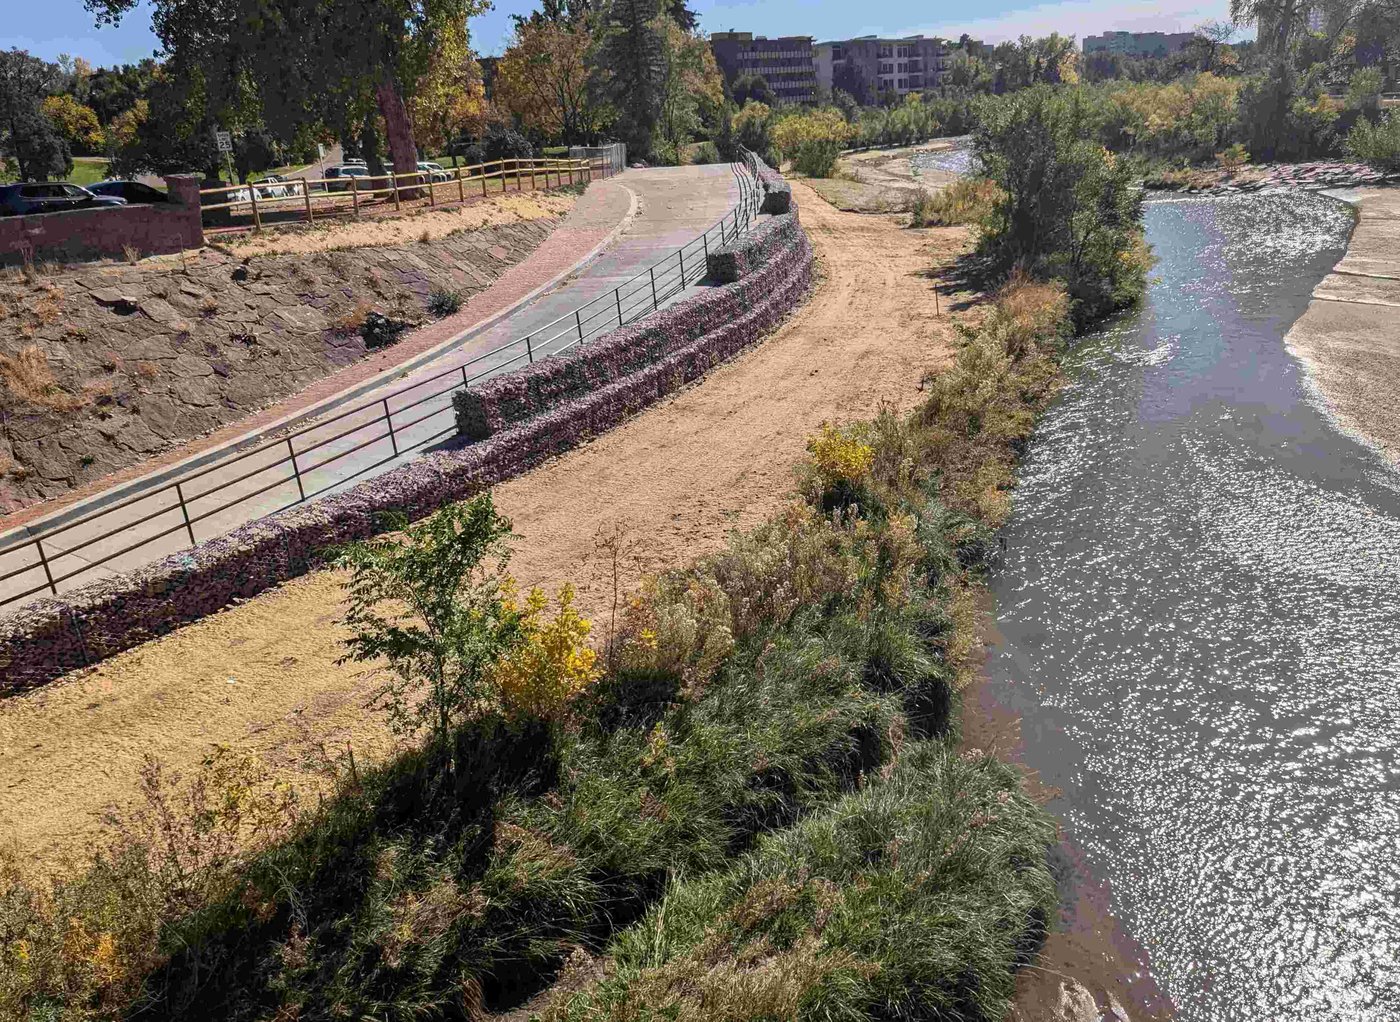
909,178 -> 1004,228
0,345 -> 89,412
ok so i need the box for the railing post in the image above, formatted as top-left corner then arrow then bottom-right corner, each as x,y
526,335 -> 534,363
392,172 -> 402,211
350,176 -> 360,218
616,288 -> 623,326
383,398 -> 398,456
679,247 -> 685,283
461,365 -> 469,388
287,438 -> 306,501
650,267 -> 658,310
703,231 -> 709,260
175,482 -> 197,546
576,309 -> 584,343
34,538 -> 57,596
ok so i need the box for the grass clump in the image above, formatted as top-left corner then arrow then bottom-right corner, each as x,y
543,744 -> 1057,1022
0,344 -> 89,412
908,178 -> 1004,228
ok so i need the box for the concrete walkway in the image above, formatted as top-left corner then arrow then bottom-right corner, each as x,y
0,164 -> 741,611
1286,187 -> 1400,467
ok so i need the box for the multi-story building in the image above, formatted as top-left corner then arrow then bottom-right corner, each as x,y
710,32 -> 818,105
814,36 -> 963,102
1082,31 -> 1195,57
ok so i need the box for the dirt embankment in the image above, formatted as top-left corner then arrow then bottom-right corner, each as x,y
0,192 -> 576,514
1286,187 -> 1400,468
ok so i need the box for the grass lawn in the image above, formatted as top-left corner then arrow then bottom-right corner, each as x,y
67,157 -> 111,186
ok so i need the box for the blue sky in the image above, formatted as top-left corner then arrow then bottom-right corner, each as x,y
6,0 -> 1234,67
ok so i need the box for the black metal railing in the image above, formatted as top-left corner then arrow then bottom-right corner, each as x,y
0,152 -> 765,613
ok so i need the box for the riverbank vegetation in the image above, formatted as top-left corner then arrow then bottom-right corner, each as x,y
1,256 -> 1085,1022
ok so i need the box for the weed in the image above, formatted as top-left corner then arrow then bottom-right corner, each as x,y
199,296 -> 220,317
330,299 -> 372,334
427,286 -> 463,317
0,345 -> 89,412
1215,143 -> 1250,173
134,361 -> 159,380
123,245 -> 142,265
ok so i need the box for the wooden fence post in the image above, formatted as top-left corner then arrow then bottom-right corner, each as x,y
303,181 -> 313,224
350,176 -> 360,218
249,184 -> 261,230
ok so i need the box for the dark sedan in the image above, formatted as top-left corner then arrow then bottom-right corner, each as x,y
88,180 -> 170,204
0,183 -> 127,216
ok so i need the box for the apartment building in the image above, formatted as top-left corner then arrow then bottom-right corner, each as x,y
1082,31 -> 1195,57
710,32 -> 818,105
814,36 -> 958,102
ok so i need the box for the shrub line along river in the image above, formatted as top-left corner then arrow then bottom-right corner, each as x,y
967,185 -> 1400,1021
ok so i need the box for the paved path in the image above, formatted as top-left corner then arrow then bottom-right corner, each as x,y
0,164 -> 741,611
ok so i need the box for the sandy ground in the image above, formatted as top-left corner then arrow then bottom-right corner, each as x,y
1286,188 -> 1400,468
804,139 -> 966,215
0,181 -> 971,864
218,191 -> 578,259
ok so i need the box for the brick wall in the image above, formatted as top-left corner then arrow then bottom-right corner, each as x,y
0,174 -> 203,266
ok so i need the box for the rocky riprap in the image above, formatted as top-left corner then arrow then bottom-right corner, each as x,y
1147,159 -> 1399,196
0,216 -> 563,514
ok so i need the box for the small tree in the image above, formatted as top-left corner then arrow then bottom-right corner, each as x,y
337,496 -> 521,759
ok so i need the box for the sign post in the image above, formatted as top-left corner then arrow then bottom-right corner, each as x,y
214,130 -> 236,195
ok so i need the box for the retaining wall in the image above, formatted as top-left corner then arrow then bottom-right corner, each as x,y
453,213 -> 804,439
0,175 -> 203,266
0,181 -> 813,694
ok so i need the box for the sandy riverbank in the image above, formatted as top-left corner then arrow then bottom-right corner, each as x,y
1285,187 -> 1400,468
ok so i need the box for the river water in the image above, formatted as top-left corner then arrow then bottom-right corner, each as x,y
985,191 -> 1400,1020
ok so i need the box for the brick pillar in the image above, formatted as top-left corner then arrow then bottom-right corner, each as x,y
163,173 -> 205,250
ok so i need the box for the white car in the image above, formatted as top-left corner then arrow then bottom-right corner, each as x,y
417,161 -> 452,183
255,174 -> 302,198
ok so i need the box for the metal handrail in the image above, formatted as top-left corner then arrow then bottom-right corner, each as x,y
0,152 -> 764,613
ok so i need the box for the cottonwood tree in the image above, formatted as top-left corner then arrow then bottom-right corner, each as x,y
408,17 -> 487,155
496,18 -> 604,144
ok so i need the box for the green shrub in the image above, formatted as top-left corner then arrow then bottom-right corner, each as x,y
427,286 -> 464,317
1345,109 -> 1400,172
772,109 -> 856,178
360,310 -> 411,349
974,85 -> 1150,325
690,141 -> 721,165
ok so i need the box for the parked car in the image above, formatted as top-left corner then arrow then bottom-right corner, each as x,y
323,164 -> 372,192
0,182 -> 126,216
416,161 -> 451,183
254,174 -> 302,198
343,158 -> 367,167
88,179 -> 170,204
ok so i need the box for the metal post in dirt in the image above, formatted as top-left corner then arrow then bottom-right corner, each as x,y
175,482 -> 197,546
287,439 -> 306,501
383,399 -> 399,455
350,176 -> 360,218
34,538 -> 57,596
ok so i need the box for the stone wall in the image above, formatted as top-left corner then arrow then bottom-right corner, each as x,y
0,175 -> 204,267
0,212 -> 566,514
0,179 -> 813,695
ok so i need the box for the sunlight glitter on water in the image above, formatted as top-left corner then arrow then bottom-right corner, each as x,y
985,192 -> 1400,1021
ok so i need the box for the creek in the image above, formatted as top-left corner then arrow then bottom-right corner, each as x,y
984,191 -> 1400,1020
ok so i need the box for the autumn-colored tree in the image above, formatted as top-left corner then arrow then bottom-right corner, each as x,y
495,18 -> 603,143
408,17 -> 487,154
40,94 -> 105,154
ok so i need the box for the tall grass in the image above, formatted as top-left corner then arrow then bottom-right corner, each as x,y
908,178 -> 1004,228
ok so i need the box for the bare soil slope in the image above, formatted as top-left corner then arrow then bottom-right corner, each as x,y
0,182 -> 971,863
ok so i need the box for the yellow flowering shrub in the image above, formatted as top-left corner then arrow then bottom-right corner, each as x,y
493,583 -> 601,721
807,423 -> 874,489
